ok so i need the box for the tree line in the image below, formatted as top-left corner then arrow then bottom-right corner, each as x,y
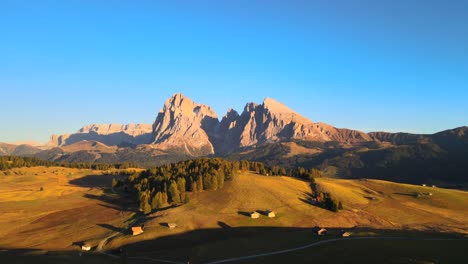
1,155 -> 343,213
115,158 -> 238,214
115,158 -> 343,214
0,155 -> 140,171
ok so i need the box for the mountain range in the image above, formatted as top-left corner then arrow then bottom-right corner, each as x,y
1,93 -> 467,186
46,93 -> 384,153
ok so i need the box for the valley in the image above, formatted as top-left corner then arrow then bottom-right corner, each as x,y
0,165 -> 466,263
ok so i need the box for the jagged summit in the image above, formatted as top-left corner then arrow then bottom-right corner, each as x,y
151,93 -> 219,155
79,124 -> 152,136
263,97 -> 296,114
48,93 -> 373,155
49,123 -> 153,146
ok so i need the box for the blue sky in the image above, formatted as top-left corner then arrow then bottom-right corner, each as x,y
1,1 -> 467,143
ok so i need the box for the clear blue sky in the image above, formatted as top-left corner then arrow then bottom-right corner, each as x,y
1,1 -> 467,143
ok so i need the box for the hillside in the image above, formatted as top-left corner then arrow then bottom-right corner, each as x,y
111,172 -> 468,242
0,167 -> 137,251
105,171 -> 467,263
0,165 -> 466,263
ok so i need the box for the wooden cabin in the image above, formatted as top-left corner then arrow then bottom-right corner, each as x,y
341,231 -> 352,237
313,226 -> 327,236
250,212 -> 260,219
131,226 -> 144,236
81,245 -> 92,251
265,210 -> 276,218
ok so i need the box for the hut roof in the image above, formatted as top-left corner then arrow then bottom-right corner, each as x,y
131,226 -> 144,235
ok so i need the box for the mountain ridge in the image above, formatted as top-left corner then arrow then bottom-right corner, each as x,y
43,93 -> 467,157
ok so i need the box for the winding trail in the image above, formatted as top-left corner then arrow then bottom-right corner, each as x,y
205,237 -> 467,264
96,235 -> 466,263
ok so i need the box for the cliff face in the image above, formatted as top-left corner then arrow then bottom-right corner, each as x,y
151,93 -> 219,156
79,124 -> 153,136
48,124 -> 153,147
47,94 -> 374,154
215,97 -> 371,153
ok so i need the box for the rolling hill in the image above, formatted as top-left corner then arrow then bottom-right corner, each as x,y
0,163 -> 466,263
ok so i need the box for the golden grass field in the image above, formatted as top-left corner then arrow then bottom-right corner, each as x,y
0,167 -> 467,263
112,171 -> 468,244
109,171 -> 467,262
0,167 -> 133,250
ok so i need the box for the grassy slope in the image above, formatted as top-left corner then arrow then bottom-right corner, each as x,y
240,239 -> 467,264
106,172 -> 467,262
0,167 -> 133,250
315,177 -> 468,232
1,169 -> 467,263
138,172 -> 467,236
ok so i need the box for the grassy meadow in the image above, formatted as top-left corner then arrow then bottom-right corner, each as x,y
0,168 -> 467,263
0,166 -> 135,250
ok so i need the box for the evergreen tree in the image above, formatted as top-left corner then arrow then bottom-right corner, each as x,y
212,174 -> 218,190
217,171 -> 224,189
197,176 -> 203,192
139,191 -> 151,214
143,200 -> 152,214
191,181 -> 198,192
111,178 -> 120,188
177,177 -> 186,193
168,181 -> 181,204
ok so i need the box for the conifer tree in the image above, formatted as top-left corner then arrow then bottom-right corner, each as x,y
168,181 -> 181,204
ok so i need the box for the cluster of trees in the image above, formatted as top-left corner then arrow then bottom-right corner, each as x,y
0,156 -> 56,170
290,167 -> 324,180
2,155 -> 344,213
0,156 -> 140,171
309,178 -> 343,212
119,158 -> 240,214
117,158 -> 343,214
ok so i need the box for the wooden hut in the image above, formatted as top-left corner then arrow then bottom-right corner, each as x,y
313,226 -> 327,236
250,212 -> 260,219
265,210 -> 276,218
81,245 -> 92,251
131,226 -> 144,236
341,231 -> 352,237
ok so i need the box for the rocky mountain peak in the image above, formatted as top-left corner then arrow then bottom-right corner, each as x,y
262,97 -> 295,114
151,93 -> 219,156
223,108 -> 239,120
243,102 -> 259,113
48,123 -> 153,147
79,124 -> 152,136
46,94 -> 375,155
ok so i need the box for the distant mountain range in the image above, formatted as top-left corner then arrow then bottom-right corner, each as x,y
1,93 -> 467,186
46,93 -> 384,153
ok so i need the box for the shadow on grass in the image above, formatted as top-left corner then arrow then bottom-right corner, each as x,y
217,221 -> 231,229
69,174 -> 126,188
97,223 -> 123,233
120,226 -> 467,264
1,227 -> 466,264
237,211 -> 252,217
298,191 -> 317,206
394,192 -> 418,197
83,193 -> 136,214
71,241 -> 86,247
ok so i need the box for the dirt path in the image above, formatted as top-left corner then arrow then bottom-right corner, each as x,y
205,237 -> 467,264
96,215 -> 143,251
